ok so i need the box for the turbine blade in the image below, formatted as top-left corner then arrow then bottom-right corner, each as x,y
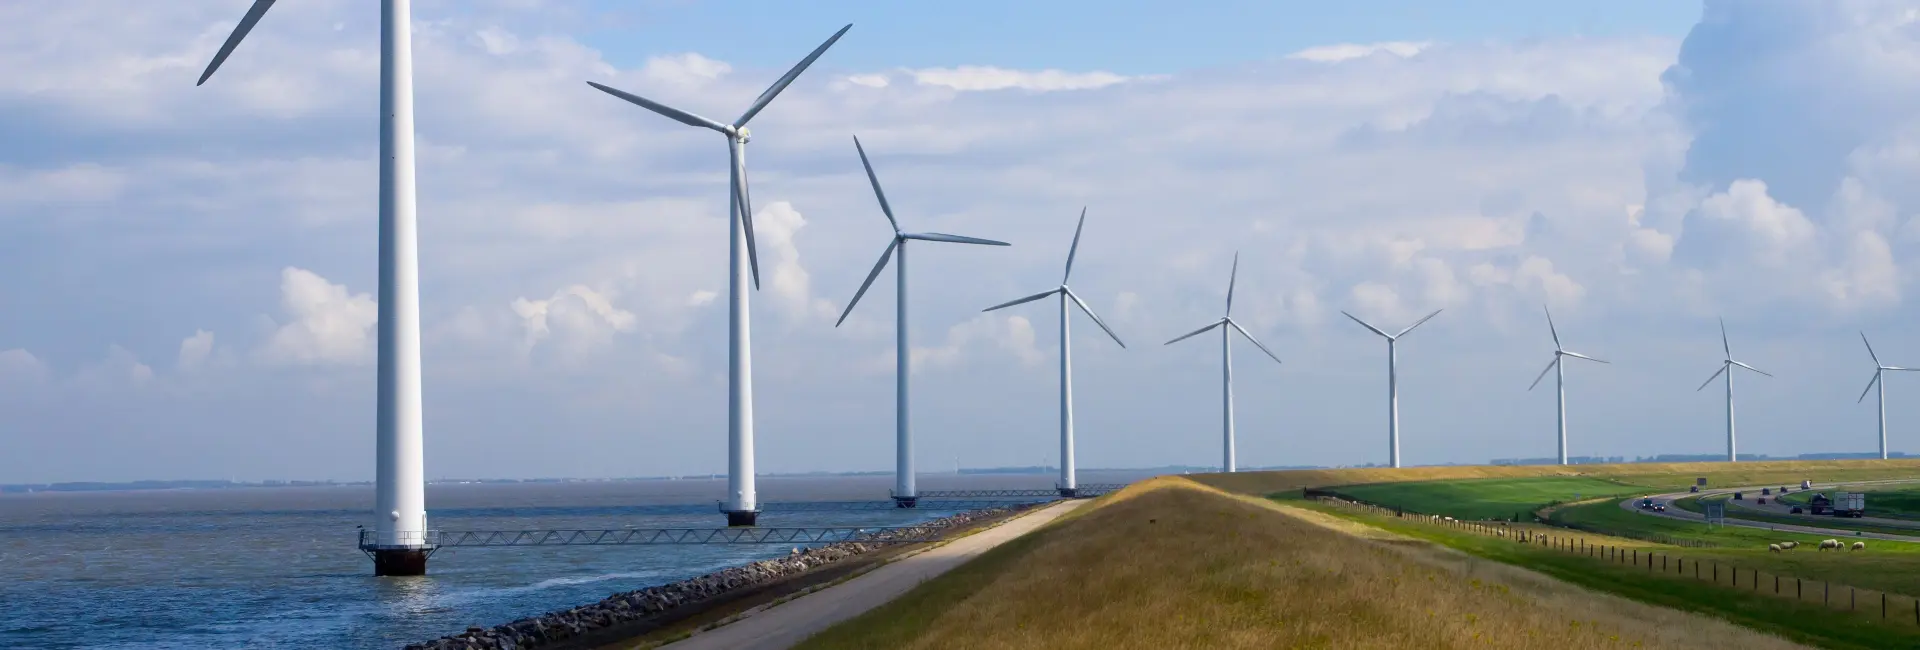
1066,289 -> 1126,348
1341,311 -> 1391,338
1396,309 -> 1444,338
1730,360 -> 1772,377
1719,317 -> 1731,358
1528,357 -> 1559,391
1561,351 -> 1609,364
1860,370 -> 1882,404
735,24 -> 853,127
1887,366 -> 1920,372
197,0 -> 278,86
851,134 -> 899,233
1228,320 -> 1282,364
731,139 -> 761,289
1696,363 -> 1728,392
1062,207 -> 1087,284
902,232 -> 1010,246
1225,252 -> 1239,317
835,238 -> 898,327
983,289 -> 1058,313
587,82 -> 728,132
1164,320 -> 1224,346
1544,305 -> 1561,349
1863,331 -> 1881,365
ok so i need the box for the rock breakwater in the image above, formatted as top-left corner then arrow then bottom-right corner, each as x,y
404,505 -> 1030,650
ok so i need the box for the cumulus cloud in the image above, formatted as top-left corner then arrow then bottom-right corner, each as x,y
753,201 -> 837,322
177,329 -> 214,371
902,66 -> 1134,92
640,52 -> 732,87
256,268 -> 377,366
510,284 -> 637,359
72,345 -> 153,391
13,1 -> 1920,480
912,314 -> 1046,370
0,348 -> 47,385
1287,41 -> 1432,63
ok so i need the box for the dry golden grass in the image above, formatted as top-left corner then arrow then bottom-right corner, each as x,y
798,477 -> 1810,650
1196,458 -> 1920,497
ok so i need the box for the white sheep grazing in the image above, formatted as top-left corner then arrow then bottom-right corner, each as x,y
1852,541 -> 1866,551
1780,541 -> 1798,550
1769,543 -> 1782,552
1819,539 -> 1842,551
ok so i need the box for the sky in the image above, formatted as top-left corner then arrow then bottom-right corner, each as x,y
5,0 -> 1920,483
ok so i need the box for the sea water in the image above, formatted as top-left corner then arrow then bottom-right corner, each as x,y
0,471 -> 1149,649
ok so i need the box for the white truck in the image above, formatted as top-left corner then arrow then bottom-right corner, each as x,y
1835,491 -> 1866,518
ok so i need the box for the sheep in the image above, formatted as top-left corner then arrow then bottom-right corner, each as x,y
1852,541 -> 1866,551
1768,543 -> 1781,552
1819,539 -> 1842,551
1780,541 -> 1798,550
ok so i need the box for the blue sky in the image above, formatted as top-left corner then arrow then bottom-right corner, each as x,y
9,0 -> 1920,484
568,0 -> 1700,73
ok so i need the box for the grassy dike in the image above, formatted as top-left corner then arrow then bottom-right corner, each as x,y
796,477 -> 1817,650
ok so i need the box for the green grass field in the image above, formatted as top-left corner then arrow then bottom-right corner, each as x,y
1672,494 -> 1920,537
1295,497 -> 1920,650
1545,497 -> 1920,597
1332,476 -> 1647,520
1775,485 -> 1920,520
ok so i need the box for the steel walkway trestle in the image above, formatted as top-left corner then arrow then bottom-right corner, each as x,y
367,526 -> 941,549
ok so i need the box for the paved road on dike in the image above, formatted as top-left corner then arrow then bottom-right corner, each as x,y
662,498 -> 1089,650
1624,479 -> 1920,543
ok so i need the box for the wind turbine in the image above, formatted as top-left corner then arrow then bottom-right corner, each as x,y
195,0 -> 433,576
1526,306 -> 1608,466
588,24 -> 852,526
835,135 -> 1010,508
1857,332 -> 1916,460
1165,253 -> 1282,473
1696,318 -> 1771,462
982,210 -> 1126,496
1342,309 -> 1443,469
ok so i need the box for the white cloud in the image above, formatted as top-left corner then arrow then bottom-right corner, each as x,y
256,268 -> 378,367
1287,41 -> 1431,63
913,314 -> 1045,369
510,284 -> 638,359
641,53 -> 732,86
72,345 -> 153,391
177,329 -> 214,371
753,201 -> 837,322
904,66 -> 1133,92
688,290 -> 718,307
0,348 -> 47,385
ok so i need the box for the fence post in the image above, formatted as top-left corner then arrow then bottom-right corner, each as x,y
1882,592 -> 1886,619
1713,562 -> 1718,584
1797,578 -> 1801,599
1775,574 -> 1779,594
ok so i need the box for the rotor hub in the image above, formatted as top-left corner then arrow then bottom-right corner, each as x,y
735,126 -> 751,143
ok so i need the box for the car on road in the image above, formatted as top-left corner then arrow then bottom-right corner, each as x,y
1652,503 -> 1666,512
1639,498 -> 1655,509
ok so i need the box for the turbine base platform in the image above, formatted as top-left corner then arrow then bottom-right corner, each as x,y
368,548 -> 433,576
1058,487 -> 1079,498
724,510 -> 760,527
892,496 -> 918,508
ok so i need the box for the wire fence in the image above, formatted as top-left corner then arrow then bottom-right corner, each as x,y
1311,495 -> 1920,627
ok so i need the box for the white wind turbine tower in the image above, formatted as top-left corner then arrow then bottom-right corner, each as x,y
1526,306 -> 1608,466
983,210 -> 1126,496
1342,309 -> 1443,469
835,135 -> 1011,507
1696,318 -> 1771,463
195,0 -> 433,575
1857,332 -> 1916,460
1164,253 -> 1282,473
588,24 -> 852,526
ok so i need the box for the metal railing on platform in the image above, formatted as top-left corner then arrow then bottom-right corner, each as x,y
378,526 -> 937,548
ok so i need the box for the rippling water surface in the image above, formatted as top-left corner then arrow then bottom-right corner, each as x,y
0,471 -> 1152,649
